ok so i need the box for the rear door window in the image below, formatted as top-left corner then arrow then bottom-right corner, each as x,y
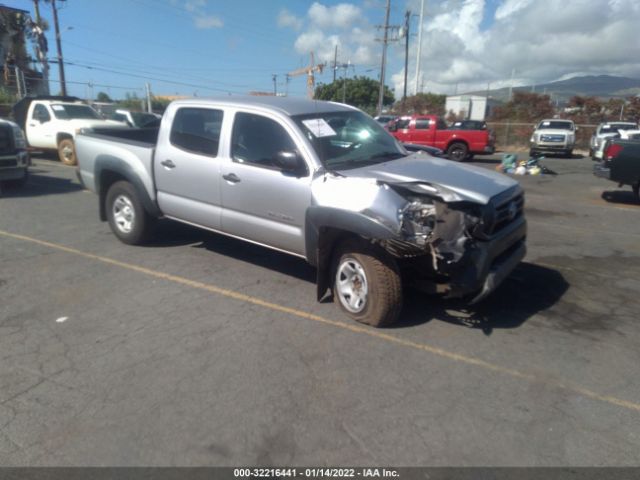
170,107 -> 223,157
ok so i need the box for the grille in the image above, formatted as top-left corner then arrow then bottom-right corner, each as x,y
0,158 -> 17,167
0,124 -> 14,154
491,193 -> 524,234
540,134 -> 565,143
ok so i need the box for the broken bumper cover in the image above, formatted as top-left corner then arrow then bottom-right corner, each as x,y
445,216 -> 527,303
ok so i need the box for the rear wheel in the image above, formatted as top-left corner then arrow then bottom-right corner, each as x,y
333,239 -> 402,327
105,181 -> 153,245
446,142 -> 468,162
58,138 -> 77,166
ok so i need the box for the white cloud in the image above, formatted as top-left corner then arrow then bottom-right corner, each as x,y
308,2 -> 363,29
278,9 -> 304,30
194,14 -> 223,29
391,0 -> 640,96
184,0 -> 206,12
288,2 -> 377,73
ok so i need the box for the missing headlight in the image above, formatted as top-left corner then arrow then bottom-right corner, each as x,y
400,198 -> 437,245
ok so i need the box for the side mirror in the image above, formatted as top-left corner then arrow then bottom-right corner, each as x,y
575,126 -> 579,131
274,151 -> 307,176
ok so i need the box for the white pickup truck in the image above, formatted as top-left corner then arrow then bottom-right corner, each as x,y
76,97 -> 527,327
12,96 -> 124,166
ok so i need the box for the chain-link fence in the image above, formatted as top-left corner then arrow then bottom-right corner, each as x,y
488,122 -> 597,151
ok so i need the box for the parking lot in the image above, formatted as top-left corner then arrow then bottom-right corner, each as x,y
1,152 -> 639,466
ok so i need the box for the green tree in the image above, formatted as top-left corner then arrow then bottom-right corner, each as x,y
490,91 -> 555,121
394,93 -> 446,116
314,76 -> 394,115
96,91 -> 112,102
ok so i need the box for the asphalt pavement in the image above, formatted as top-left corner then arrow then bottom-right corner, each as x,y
0,152 -> 639,466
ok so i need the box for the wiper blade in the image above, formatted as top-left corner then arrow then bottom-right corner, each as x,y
368,151 -> 406,160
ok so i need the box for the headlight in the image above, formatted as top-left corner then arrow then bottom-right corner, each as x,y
400,198 -> 437,245
11,126 -> 26,149
530,135 -> 535,143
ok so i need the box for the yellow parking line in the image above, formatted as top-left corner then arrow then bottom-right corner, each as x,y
1,228 -> 639,414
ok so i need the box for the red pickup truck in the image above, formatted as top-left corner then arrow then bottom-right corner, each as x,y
387,115 -> 495,161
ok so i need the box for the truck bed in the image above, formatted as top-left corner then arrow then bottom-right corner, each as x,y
76,127 -> 158,200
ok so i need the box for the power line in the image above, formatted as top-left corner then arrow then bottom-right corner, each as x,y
49,59 -> 249,94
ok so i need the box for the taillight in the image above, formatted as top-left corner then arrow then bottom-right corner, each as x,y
604,143 -> 623,161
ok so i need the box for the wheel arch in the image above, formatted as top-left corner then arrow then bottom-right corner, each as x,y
56,132 -> 73,145
305,206 -> 398,301
96,155 -> 160,222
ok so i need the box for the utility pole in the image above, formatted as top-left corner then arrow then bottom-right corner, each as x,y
272,74 -> 277,95
145,83 -> 152,112
508,68 -> 515,101
376,0 -> 391,116
414,0 -> 424,95
51,0 -> 67,96
402,10 -> 410,110
32,0 -> 49,87
332,45 -> 338,82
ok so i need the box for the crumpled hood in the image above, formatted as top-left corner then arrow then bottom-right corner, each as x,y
336,154 -> 519,204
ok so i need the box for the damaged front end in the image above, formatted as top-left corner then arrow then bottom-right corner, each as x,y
310,171 -> 527,303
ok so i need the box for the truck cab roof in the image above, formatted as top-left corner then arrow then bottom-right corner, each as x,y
169,96 -> 357,117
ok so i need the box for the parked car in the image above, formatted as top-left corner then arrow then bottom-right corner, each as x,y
387,115 -> 495,161
592,129 -> 640,161
76,97 -> 526,327
594,135 -> 640,202
529,119 -> 576,157
373,114 -> 396,126
590,122 -> 638,158
0,118 -> 29,188
110,109 -> 162,128
12,95 -> 126,166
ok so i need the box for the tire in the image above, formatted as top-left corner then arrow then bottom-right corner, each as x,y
333,239 -> 402,327
58,138 -> 77,166
566,149 -> 573,158
446,142 -> 468,162
529,148 -> 536,157
105,181 -> 153,245
633,182 -> 640,203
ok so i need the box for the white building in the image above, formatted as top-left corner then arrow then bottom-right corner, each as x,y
445,95 -> 500,121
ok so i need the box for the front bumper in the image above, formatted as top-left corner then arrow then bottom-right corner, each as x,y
531,143 -> 572,152
444,216 -> 527,302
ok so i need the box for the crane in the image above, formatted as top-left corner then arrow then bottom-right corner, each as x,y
288,52 -> 325,99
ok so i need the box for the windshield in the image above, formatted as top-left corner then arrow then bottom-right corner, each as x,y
51,104 -> 101,120
600,124 -> 637,134
538,120 -> 573,130
292,111 -> 405,170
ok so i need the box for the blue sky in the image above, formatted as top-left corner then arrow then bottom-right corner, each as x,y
6,0 -> 640,101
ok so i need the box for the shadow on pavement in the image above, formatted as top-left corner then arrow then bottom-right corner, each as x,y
148,221 -> 568,332
149,220 -> 316,284
395,262 -> 569,334
601,190 -> 640,206
0,171 -> 83,197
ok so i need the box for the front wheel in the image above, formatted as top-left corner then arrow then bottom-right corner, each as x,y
333,240 -> 402,327
446,142 -> 468,162
58,138 -> 77,166
105,181 -> 153,245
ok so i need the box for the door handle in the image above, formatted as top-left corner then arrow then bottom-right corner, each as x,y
160,159 -> 176,169
222,173 -> 241,183
28,123 -> 36,127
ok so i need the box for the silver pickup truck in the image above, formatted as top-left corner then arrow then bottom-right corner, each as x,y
76,97 -> 526,327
